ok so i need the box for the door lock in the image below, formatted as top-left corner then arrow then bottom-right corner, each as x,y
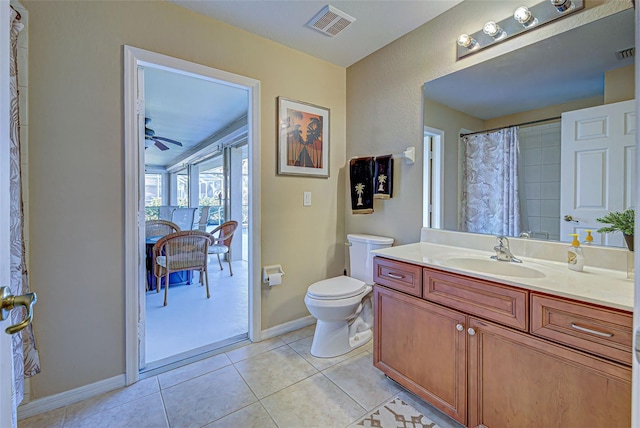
0,287 -> 37,335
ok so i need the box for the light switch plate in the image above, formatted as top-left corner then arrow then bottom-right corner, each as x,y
303,192 -> 311,206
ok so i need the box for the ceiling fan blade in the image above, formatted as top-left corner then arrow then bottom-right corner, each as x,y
154,140 -> 170,151
153,136 -> 183,147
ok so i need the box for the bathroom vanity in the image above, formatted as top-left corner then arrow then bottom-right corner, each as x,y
372,241 -> 633,428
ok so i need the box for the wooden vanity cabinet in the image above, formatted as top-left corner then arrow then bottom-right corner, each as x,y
373,285 -> 468,424
467,317 -> 631,428
373,256 -> 632,428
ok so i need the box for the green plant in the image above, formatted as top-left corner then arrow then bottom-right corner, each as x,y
596,208 -> 635,236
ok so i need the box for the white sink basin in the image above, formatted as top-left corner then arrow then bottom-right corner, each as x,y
442,257 -> 546,279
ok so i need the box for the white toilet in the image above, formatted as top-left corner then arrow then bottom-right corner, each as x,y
304,234 -> 394,358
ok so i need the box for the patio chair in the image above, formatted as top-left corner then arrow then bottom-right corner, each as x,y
171,207 -> 198,231
145,219 -> 180,239
158,205 -> 179,221
153,230 -> 211,306
208,220 -> 238,276
197,206 -> 212,232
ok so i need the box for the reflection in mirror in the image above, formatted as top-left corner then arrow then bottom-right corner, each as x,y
423,9 -> 635,248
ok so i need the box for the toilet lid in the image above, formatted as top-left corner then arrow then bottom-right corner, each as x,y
307,276 -> 367,300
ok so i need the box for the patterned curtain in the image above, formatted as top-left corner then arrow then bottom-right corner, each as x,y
9,5 -> 41,416
460,127 -> 521,237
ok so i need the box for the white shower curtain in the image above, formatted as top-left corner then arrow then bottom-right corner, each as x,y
10,6 -> 41,420
460,126 -> 521,237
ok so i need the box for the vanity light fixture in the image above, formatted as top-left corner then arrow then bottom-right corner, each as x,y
483,21 -> 506,40
456,33 -> 477,49
456,0 -> 583,60
514,6 -> 537,28
550,0 -> 573,12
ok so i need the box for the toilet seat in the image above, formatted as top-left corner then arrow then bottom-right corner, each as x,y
306,276 -> 367,300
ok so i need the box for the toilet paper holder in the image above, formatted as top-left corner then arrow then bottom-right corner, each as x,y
262,265 -> 285,284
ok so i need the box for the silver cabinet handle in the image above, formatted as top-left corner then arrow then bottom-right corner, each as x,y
456,323 -> 464,331
467,328 -> 476,336
635,330 -> 640,364
570,323 -> 613,338
387,273 -> 405,279
0,286 -> 37,335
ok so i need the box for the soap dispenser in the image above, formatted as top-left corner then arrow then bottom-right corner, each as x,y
567,234 -> 584,272
584,230 -> 594,245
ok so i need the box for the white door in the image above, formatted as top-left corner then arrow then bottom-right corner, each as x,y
1,1 -> 15,425
560,99 -> 635,246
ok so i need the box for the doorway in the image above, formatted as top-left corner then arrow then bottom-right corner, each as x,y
123,46 -> 261,385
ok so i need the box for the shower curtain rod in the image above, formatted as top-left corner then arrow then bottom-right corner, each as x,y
459,116 -> 561,138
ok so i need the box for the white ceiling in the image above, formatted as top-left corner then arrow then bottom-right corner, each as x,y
143,67 -> 248,167
169,1 -> 464,67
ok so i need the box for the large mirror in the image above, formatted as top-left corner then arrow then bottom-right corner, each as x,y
423,8 -> 635,248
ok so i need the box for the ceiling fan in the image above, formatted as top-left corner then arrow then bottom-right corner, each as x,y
144,117 -> 184,151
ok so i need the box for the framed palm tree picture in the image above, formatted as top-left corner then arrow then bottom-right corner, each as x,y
277,97 -> 330,178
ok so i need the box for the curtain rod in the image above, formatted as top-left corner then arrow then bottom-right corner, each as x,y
460,116 -> 561,138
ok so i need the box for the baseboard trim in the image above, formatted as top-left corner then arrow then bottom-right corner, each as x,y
261,315 -> 315,340
17,374 -> 125,420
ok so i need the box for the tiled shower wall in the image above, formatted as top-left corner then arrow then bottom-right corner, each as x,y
519,121 -> 561,241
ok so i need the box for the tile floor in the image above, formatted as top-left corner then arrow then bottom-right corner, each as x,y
18,325 -> 462,428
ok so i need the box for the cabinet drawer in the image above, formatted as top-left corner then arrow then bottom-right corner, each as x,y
423,268 -> 528,330
531,294 -> 633,365
374,257 -> 423,297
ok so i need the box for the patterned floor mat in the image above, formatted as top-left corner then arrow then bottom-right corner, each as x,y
353,397 -> 440,428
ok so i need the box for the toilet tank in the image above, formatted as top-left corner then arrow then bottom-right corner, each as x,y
347,234 -> 394,284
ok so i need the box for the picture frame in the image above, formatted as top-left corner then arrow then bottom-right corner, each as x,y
277,97 -> 330,178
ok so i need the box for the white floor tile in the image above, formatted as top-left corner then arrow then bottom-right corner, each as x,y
234,346 -> 318,398
204,402 -> 277,428
162,365 -> 257,428
323,352 -> 400,411
261,373 -> 366,428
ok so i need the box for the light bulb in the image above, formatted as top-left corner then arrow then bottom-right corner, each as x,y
483,21 -> 505,39
457,34 -> 477,49
550,0 -> 573,12
514,6 -> 536,27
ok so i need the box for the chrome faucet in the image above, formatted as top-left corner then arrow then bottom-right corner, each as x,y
491,236 -> 522,263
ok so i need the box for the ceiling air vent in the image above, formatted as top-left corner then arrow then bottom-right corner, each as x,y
307,5 -> 355,37
616,47 -> 635,60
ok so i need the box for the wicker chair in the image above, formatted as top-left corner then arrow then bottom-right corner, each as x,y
145,220 -> 180,291
146,220 -> 180,239
208,220 -> 239,276
153,230 -> 211,306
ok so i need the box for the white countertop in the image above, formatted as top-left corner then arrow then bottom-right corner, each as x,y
373,242 -> 634,312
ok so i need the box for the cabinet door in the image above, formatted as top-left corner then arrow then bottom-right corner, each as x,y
467,317 -> 631,428
374,285 -> 467,424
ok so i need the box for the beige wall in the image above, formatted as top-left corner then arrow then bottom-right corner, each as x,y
346,0 -> 629,246
605,64 -> 635,103
24,0 -> 345,398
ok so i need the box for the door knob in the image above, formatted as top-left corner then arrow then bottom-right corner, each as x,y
0,286 -> 37,335
564,215 -> 579,223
